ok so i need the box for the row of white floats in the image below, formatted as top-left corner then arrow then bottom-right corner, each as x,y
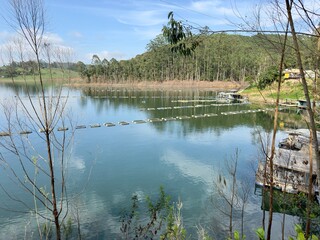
19,96 -> 216,100
141,102 -> 248,111
0,108 -> 273,136
91,96 -> 217,99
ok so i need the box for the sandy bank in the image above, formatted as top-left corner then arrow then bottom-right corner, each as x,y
69,80 -> 248,91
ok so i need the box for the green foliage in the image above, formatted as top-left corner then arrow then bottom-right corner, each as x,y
255,227 -> 266,240
161,199 -> 186,240
120,186 -> 186,239
257,65 -> 280,90
227,230 -> 246,240
74,30 -> 317,84
42,223 -> 53,239
287,225 -> 319,240
63,218 -> 73,239
256,225 -> 319,240
162,11 -> 199,56
146,34 -> 168,52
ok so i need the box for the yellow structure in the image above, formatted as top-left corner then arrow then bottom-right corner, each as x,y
283,69 -> 301,80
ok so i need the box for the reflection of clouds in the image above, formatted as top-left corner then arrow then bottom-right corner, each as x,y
161,149 -> 216,187
71,191 -> 121,237
185,131 -> 216,146
160,149 -> 260,215
0,191 -> 123,238
132,189 -> 145,201
69,155 -> 86,171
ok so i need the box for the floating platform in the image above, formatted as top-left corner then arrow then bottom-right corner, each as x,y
118,121 -> 130,125
147,118 -> 163,123
90,124 -> 101,128
57,127 -> 69,131
177,116 -> 191,120
133,120 -> 146,124
162,117 -> 176,121
192,114 -> 206,118
38,128 -> 52,133
255,129 -> 319,195
157,107 -> 172,110
0,132 -> 11,137
19,130 -> 32,135
75,125 -> 86,129
104,122 -> 116,127
204,113 -> 218,117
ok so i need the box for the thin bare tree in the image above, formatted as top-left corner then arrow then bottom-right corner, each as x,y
0,0 -> 74,239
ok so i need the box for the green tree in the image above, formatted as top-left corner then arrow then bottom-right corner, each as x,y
257,65 -> 280,90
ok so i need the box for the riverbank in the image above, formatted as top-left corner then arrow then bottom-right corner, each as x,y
69,80 -> 248,91
1,76 -> 306,105
70,80 -> 304,104
242,80 -> 307,104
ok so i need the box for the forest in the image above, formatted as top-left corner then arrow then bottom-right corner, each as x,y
0,33 -> 317,85
74,33 -> 318,84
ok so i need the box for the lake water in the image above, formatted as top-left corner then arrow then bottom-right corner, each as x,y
0,84 -> 302,239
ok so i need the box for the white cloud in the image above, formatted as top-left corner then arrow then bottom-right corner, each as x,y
133,27 -> 162,40
190,0 -> 234,16
69,31 -> 83,39
0,31 -> 11,40
70,156 -> 86,171
0,31 -> 74,64
161,149 -> 216,187
42,32 -> 64,45
116,10 -> 165,27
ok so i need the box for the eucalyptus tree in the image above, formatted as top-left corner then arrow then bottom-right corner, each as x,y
101,58 -> 109,81
0,0 -> 74,239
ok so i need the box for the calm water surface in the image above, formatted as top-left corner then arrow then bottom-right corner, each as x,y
0,84 -> 301,239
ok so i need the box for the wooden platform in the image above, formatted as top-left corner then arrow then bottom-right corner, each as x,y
255,129 -> 319,194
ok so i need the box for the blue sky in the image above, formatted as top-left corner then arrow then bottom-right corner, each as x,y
0,0 -> 318,64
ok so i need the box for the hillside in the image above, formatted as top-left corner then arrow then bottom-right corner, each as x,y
77,33 -> 318,85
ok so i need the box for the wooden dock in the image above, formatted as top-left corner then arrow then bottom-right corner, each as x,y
256,129 -> 319,194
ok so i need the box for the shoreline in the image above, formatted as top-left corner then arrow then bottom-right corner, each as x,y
69,80 -> 248,91
1,78 -> 272,103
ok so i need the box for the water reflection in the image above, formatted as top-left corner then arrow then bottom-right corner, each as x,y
0,84 -> 310,239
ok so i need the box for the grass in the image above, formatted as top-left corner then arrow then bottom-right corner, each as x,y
0,68 -> 80,83
242,79 -> 316,103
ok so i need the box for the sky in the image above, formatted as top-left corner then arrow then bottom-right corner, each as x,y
0,0 -> 319,64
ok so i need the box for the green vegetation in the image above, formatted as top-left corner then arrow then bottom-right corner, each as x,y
0,62 -> 79,83
243,79 -> 313,102
118,187 -> 319,240
257,65 -> 280,90
75,33 -> 318,85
